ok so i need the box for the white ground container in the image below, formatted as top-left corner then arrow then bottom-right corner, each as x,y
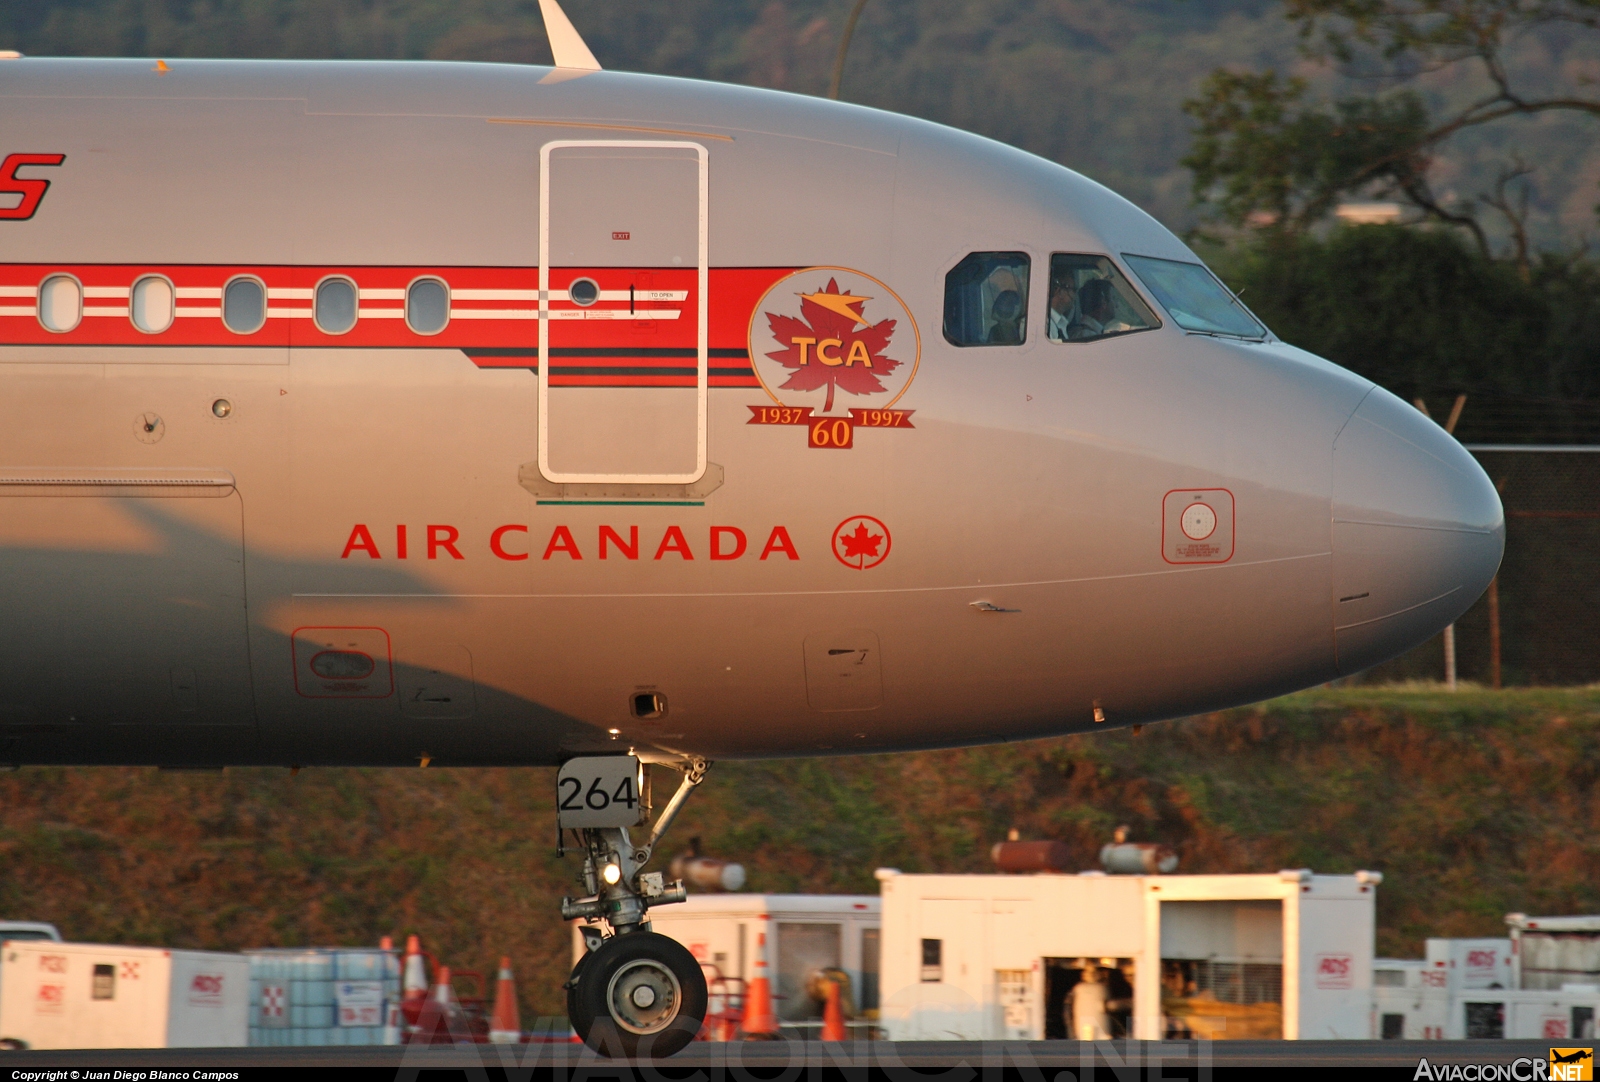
0,941 -> 248,1049
1429,937 -> 1515,990
1373,958 -> 1448,1039
877,869 -> 1378,1041
1376,936 -> 1598,1041
573,894 -> 880,1032
1507,914 -> 1600,991
1444,987 -> 1600,1040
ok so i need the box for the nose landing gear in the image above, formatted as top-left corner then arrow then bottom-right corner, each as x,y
558,755 -> 710,1057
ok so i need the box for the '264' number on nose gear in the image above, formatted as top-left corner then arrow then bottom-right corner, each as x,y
557,756 -> 648,829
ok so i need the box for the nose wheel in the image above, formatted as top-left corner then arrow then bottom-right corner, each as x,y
557,755 -> 712,1057
568,931 -> 708,1056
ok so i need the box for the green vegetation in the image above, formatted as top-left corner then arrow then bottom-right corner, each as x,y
4,688 -> 1597,1017
1205,225 -> 1600,404
1183,0 -> 1600,262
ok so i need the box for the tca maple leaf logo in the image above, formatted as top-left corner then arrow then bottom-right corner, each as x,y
765,278 -> 900,413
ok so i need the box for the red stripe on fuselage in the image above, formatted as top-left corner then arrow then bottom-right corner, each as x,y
0,265 -> 797,383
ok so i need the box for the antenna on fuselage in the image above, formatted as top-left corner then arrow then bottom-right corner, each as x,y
538,0 -> 602,71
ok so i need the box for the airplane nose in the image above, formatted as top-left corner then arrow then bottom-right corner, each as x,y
1332,387 -> 1505,675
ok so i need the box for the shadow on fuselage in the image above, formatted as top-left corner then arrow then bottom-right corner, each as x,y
0,495 -> 622,768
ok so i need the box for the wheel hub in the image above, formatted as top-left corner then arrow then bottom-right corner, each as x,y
606,957 -> 682,1035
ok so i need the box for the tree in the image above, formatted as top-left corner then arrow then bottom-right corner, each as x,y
1183,72 -> 1439,235
1185,0 -> 1600,268
1212,225 -> 1550,397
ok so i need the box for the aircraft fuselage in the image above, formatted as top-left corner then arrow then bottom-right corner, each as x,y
0,58 -> 1503,767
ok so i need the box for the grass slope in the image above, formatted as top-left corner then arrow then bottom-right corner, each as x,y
3,686 -> 1597,1019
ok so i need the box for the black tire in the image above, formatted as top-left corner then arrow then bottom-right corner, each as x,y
568,931 -> 707,1058
565,944 -> 594,1034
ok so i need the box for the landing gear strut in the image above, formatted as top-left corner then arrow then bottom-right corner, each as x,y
560,755 -> 710,1056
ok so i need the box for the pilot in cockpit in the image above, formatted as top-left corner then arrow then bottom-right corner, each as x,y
1072,278 -> 1134,340
1047,275 -> 1079,342
988,289 -> 1024,344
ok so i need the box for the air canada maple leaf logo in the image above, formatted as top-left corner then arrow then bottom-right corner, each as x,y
748,267 -> 921,416
765,279 -> 901,414
832,515 -> 891,570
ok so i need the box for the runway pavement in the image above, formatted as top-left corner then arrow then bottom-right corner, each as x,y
0,1039 -> 1570,1078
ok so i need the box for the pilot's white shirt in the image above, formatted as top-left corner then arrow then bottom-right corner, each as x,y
1047,306 -> 1077,341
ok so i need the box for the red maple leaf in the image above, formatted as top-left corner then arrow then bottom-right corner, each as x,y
765,278 -> 900,413
839,522 -> 883,561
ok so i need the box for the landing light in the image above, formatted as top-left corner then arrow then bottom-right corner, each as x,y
601,862 -> 622,885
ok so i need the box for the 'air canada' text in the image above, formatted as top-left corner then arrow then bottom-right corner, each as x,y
340,524 -> 801,562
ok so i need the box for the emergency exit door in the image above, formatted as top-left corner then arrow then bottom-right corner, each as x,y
538,140 -> 708,484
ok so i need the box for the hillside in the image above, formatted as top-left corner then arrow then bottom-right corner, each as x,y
3,686 -> 1598,1019
3,0 -> 1595,246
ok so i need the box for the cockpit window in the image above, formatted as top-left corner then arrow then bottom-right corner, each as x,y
944,252 -> 1030,347
1123,254 -> 1266,339
1046,255 -> 1159,343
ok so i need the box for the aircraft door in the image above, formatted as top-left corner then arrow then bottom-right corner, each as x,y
538,141 -> 708,484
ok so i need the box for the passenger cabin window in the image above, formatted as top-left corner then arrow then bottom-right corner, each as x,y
944,252 -> 1029,346
1123,254 -> 1265,339
130,276 -> 175,334
406,278 -> 449,334
315,277 -> 357,335
37,275 -> 81,333
1045,255 -> 1159,342
222,277 -> 266,334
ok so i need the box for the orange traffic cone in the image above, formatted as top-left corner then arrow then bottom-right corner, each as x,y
741,932 -> 777,1039
821,978 -> 846,1041
488,955 -> 522,1044
414,964 -> 467,1044
380,936 -> 402,1044
401,935 -> 429,1028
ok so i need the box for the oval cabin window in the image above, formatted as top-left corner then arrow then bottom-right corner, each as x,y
37,275 -> 82,333
130,276 -> 175,334
222,277 -> 266,334
406,278 -> 449,334
315,277 -> 357,335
